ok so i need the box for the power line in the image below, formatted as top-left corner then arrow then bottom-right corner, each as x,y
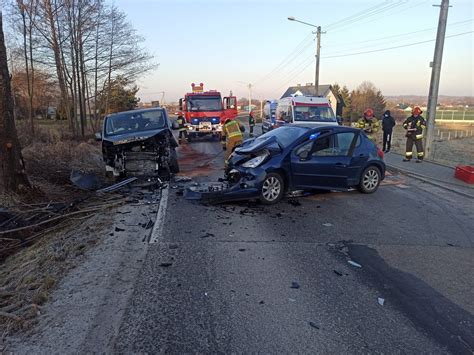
255,32 -> 314,84
324,18 -> 473,49
322,31 -> 473,59
325,1 -> 409,31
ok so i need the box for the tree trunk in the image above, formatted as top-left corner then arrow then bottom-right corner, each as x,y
0,12 -> 30,193
44,0 -> 71,127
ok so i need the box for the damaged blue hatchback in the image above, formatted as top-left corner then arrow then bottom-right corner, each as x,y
223,125 -> 386,204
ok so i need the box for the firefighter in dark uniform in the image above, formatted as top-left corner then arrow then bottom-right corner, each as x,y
402,106 -> 426,162
248,111 -> 255,137
221,118 -> 245,161
176,114 -> 187,144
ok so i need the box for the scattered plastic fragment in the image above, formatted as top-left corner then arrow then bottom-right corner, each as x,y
259,300 -> 265,305
159,262 -> 172,267
290,282 -> 300,289
288,199 -> 301,207
200,232 -> 215,239
333,270 -> 343,276
309,321 -> 320,329
322,223 -> 333,227
348,260 -> 362,268
70,170 -> 102,190
174,176 -> 192,183
288,298 -> 296,302
238,248 -> 246,252
114,227 -> 125,232
378,297 -> 385,306
96,177 -> 138,193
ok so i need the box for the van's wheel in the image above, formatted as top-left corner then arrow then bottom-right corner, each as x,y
260,173 -> 285,205
358,166 -> 381,193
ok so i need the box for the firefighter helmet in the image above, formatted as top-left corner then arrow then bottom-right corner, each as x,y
364,108 -> 374,118
412,106 -> 422,116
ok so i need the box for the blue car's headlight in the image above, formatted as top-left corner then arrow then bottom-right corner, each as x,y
192,118 -> 199,124
211,117 -> 220,124
241,150 -> 270,168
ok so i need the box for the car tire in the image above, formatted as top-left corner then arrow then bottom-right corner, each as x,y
260,172 -> 285,205
169,148 -> 180,174
358,165 -> 381,193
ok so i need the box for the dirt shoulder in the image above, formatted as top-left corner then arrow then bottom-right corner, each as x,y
2,197 -> 157,353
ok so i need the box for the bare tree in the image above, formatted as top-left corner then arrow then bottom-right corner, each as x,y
0,12 -> 30,193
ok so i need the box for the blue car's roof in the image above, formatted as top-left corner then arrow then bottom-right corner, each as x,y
297,125 -> 360,134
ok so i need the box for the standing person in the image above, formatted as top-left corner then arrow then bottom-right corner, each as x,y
176,114 -> 188,144
381,110 -> 396,152
248,110 -> 255,137
357,108 -> 380,142
402,106 -> 426,163
221,118 -> 245,161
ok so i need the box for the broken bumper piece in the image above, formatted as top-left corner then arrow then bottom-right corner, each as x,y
184,168 -> 266,203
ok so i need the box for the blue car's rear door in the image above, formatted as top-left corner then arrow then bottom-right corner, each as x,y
291,132 -> 357,189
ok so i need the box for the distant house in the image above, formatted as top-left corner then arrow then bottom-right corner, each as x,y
280,84 -> 344,116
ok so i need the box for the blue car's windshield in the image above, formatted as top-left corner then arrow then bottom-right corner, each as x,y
105,110 -> 166,136
256,126 -> 307,148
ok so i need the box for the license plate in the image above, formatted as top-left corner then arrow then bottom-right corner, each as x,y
199,122 -> 212,131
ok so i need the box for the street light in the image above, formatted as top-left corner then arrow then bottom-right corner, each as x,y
287,16 -> 323,96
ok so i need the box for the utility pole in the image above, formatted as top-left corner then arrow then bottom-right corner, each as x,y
315,26 -> 321,96
425,0 -> 450,159
287,17 -> 324,97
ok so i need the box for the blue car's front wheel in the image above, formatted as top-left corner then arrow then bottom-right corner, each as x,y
260,173 -> 285,204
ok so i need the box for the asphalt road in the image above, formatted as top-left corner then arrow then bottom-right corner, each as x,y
111,134 -> 474,354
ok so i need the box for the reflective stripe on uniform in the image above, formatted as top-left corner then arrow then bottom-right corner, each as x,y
225,121 -> 242,138
406,152 -> 413,157
416,134 -> 423,139
417,152 -> 424,157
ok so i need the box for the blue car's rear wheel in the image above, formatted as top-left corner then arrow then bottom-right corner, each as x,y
358,166 -> 381,193
260,173 -> 284,204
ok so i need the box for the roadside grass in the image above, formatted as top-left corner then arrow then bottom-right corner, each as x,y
386,125 -> 474,167
0,211 -> 114,339
16,120 -> 103,198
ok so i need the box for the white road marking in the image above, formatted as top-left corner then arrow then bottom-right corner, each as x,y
149,187 -> 169,244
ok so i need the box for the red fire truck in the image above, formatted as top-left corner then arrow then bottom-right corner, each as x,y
179,83 -> 237,141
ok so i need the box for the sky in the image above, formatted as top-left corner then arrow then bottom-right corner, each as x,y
114,0 -> 474,103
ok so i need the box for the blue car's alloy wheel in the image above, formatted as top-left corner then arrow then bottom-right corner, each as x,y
261,173 -> 284,204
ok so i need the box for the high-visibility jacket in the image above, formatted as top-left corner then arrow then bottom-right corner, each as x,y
223,120 -> 243,139
403,115 -> 426,140
357,117 -> 380,134
176,116 -> 187,131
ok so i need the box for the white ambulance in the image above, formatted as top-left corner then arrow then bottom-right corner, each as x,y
275,96 -> 338,127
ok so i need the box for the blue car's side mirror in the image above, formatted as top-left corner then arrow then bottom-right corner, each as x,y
299,150 -> 310,160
